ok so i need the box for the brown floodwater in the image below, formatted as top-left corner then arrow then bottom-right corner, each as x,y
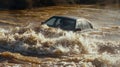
0,5 -> 120,67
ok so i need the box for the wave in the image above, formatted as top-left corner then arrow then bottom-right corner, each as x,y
0,24 -> 120,67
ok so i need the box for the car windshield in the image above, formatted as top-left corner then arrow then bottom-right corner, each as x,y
45,17 -> 56,27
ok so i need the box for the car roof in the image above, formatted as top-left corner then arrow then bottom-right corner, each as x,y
52,15 -> 80,20
52,15 -> 92,22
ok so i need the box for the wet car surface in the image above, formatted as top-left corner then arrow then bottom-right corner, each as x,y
42,16 -> 93,31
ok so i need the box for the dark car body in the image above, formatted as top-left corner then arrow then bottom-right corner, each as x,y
42,16 -> 93,31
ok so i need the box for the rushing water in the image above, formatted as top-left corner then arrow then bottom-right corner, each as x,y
0,5 -> 120,67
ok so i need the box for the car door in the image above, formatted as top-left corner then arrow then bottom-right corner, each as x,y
59,18 -> 76,30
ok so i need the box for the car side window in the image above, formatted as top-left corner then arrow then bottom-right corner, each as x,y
54,18 -> 61,27
60,18 -> 76,30
45,17 -> 56,27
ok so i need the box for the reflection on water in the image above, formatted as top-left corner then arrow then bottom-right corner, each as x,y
0,6 -> 120,67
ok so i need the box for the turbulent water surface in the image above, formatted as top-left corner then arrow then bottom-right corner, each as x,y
0,5 -> 120,67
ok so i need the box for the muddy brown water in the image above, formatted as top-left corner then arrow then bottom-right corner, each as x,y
0,5 -> 120,67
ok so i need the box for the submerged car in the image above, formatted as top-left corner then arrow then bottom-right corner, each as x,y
42,16 -> 93,31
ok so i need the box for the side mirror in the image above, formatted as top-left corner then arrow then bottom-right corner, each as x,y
74,28 -> 81,31
41,21 -> 45,25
